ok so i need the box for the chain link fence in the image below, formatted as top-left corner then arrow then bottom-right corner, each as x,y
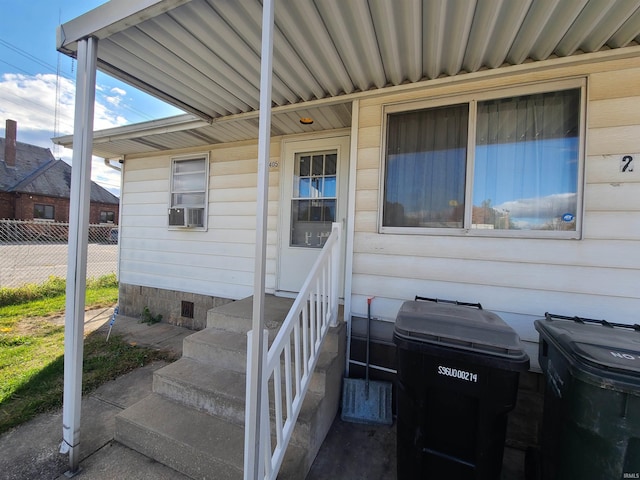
0,219 -> 118,288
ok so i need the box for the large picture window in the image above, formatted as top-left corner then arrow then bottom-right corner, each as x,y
382,82 -> 584,238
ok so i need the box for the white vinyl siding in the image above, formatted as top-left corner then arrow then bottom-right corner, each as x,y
119,141 -> 281,300
115,51 -> 640,356
350,56 -> 640,346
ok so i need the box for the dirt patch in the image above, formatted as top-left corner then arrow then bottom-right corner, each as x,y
11,307 -> 115,337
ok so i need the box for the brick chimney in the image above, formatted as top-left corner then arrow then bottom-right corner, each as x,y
4,119 -> 17,167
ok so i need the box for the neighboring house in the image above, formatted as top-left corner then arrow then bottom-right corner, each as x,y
1,120 -> 119,224
54,1 -> 640,477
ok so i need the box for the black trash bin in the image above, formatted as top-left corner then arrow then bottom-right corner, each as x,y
535,313 -> 640,480
393,300 -> 530,479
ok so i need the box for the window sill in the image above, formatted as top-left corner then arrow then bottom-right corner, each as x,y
379,226 -> 581,240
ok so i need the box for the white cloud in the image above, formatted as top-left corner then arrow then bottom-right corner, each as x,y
0,72 -> 124,196
494,192 -> 577,220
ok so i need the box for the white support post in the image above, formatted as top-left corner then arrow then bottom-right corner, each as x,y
60,36 -> 97,476
245,0 -> 275,479
343,99 -> 359,377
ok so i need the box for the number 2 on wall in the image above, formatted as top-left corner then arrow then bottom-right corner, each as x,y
621,155 -> 634,173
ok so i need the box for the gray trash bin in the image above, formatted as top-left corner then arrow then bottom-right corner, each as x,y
535,313 -> 640,479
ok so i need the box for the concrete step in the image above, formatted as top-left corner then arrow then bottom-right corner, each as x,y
207,295 -> 294,333
153,356 -> 339,446
183,319 -> 345,376
115,393 -> 306,480
205,295 -> 343,354
182,327 -> 247,372
153,358 -> 246,425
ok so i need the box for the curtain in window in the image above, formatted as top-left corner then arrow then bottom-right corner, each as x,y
473,89 -> 580,231
384,104 -> 468,227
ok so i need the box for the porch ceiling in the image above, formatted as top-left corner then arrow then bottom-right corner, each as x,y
55,0 -> 640,158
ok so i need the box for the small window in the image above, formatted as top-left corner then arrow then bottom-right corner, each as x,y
382,81 -> 584,238
169,155 -> 208,229
100,211 -> 115,223
34,204 -> 54,220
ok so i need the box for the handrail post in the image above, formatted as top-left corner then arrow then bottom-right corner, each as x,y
330,222 -> 340,326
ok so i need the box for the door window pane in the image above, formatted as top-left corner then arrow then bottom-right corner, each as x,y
291,150 -> 337,248
323,176 -> 336,197
291,199 -> 336,247
383,104 -> 468,228
473,89 -> 580,231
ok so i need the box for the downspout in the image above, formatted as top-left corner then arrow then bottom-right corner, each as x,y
104,157 -> 123,276
60,36 -> 97,476
244,0 -> 274,478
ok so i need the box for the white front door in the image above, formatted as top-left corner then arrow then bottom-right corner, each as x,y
277,135 -> 350,295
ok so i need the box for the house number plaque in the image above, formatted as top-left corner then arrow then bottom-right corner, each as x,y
620,155 -> 634,173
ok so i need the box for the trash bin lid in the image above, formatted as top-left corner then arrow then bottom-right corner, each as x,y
535,314 -> 640,384
394,300 -> 528,363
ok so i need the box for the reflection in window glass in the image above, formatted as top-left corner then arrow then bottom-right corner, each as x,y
384,105 -> 468,228
473,90 -> 579,231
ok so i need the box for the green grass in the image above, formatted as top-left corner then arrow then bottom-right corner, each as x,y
0,275 -> 174,434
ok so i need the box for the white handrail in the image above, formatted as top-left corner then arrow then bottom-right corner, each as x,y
245,222 -> 341,480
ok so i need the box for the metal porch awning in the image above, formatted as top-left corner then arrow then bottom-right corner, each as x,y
54,0 -> 640,159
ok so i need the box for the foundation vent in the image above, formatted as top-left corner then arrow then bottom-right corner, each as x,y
181,300 -> 194,319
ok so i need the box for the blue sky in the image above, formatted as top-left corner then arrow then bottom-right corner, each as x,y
0,0 -> 183,195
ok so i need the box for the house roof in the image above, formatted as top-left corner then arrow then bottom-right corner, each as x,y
0,138 -> 119,204
54,0 -> 640,159
0,139 -> 54,190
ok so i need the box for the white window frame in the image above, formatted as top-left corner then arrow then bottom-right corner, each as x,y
379,78 -> 587,239
169,153 -> 209,231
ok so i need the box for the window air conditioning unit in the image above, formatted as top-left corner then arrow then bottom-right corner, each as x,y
168,207 -> 204,227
